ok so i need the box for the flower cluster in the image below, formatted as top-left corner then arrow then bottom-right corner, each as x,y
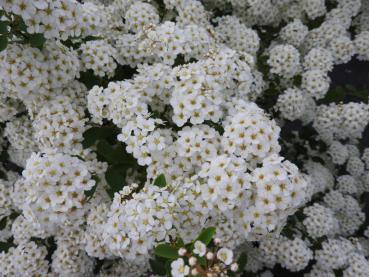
172,239 -> 239,277
0,0 -> 369,276
21,152 -> 96,233
0,0 -> 107,39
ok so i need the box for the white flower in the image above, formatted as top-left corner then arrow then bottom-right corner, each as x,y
217,248 -> 233,265
188,257 -> 197,266
178,248 -> 187,256
193,241 -> 206,257
231,263 -> 239,272
171,258 -> 190,277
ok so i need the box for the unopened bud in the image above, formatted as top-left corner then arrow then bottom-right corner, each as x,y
230,263 -> 239,272
189,257 -> 197,266
206,252 -> 214,260
214,238 -> 222,245
178,248 -> 187,256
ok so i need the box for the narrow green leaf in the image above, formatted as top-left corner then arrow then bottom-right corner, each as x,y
154,244 -> 179,260
0,35 -> 8,51
196,227 -> 216,246
154,174 -> 167,188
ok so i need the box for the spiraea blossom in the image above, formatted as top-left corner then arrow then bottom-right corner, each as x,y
0,0 -> 369,276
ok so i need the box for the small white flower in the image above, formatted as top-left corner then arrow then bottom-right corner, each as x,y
231,263 -> 239,272
188,257 -> 197,266
193,241 -> 206,257
206,252 -> 214,260
214,238 -> 222,245
217,248 -> 233,265
171,258 -> 190,277
178,248 -> 187,256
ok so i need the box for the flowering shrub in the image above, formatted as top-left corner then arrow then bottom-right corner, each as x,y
0,0 -> 369,276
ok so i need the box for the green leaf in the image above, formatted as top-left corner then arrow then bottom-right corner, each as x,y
175,237 -> 184,248
96,140 -> 127,165
0,169 -> 5,180
16,18 -> 27,32
0,217 -> 7,230
323,86 -> 345,103
0,150 -> 9,162
154,174 -> 167,188
0,21 -> 8,34
165,260 -> 172,277
28,33 -> 46,49
197,256 -> 206,266
0,240 -> 14,253
196,227 -> 216,246
281,226 -> 295,239
149,259 -> 166,276
0,35 -> 8,51
82,126 -> 117,148
333,269 -> 344,277
237,252 -> 247,272
154,244 -> 179,260
79,70 -> 104,89
105,165 -> 127,198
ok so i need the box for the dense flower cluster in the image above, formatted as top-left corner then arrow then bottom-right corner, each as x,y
0,0 -> 369,276
0,0 -> 107,39
171,239 -> 239,277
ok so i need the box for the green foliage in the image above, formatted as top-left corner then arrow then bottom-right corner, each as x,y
0,240 -> 14,253
82,126 -> 117,148
78,70 -> 106,89
322,86 -> 345,103
96,140 -> 127,165
154,173 -> 167,188
0,12 -> 48,51
0,21 -> 8,34
96,140 -> 138,197
0,150 -> 9,162
28,33 -> 46,49
149,258 -> 167,276
154,244 -> 179,260
82,126 -> 141,198
237,252 -> 248,272
0,217 -> 7,230
0,35 -> 8,51
196,227 -> 216,246
150,227 -> 246,276
105,164 -> 130,198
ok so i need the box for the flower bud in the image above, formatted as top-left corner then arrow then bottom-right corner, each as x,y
214,238 -> 222,245
206,252 -> 214,260
178,248 -> 187,256
189,257 -> 197,266
231,263 -> 239,272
